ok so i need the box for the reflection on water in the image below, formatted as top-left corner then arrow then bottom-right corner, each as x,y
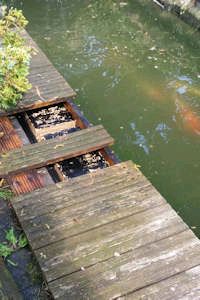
155,122 -> 171,142
9,0 -> 200,236
131,121 -> 171,155
130,122 -> 150,154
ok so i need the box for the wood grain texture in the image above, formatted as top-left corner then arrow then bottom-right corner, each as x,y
12,161 -> 142,219
0,30 -> 76,116
120,265 -> 200,300
49,230 -> 200,299
35,203 -> 188,282
11,162 -> 164,249
0,125 -> 114,177
10,160 -> 200,299
19,180 -> 164,250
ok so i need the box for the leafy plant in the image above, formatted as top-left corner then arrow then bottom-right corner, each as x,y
0,188 -> 12,200
6,227 -> 17,248
18,233 -> 28,248
0,243 -> 13,258
0,227 -> 28,265
0,7 -> 32,109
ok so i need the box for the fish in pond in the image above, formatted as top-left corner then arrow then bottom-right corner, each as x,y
175,97 -> 200,136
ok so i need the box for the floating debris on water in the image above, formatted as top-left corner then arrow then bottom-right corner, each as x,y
119,2 -> 128,7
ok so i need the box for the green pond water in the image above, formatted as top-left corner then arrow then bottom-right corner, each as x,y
9,0 -> 200,236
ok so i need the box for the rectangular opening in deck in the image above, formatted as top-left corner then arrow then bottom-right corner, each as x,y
52,149 -> 110,181
16,101 -> 90,143
18,103 -> 80,142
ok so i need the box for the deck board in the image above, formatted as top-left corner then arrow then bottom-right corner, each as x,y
124,265 -> 200,300
10,161 -> 200,299
35,203 -> 187,282
49,230 -> 200,300
0,125 -> 114,178
0,30 -> 76,116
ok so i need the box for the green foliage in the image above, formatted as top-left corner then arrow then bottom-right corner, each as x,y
6,227 -> 17,248
0,243 -> 13,258
18,233 -> 28,248
0,188 -> 12,200
0,227 -> 28,265
0,7 -> 32,109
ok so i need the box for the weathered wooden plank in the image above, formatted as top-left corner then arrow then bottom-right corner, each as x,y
17,177 -> 150,222
19,179 -> 164,249
0,30 -> 76,116
121,265 -> 200,300
1,125 -> 108,158
12,161 -> 143,219
0,125 -> 114,177
13,161 -> 134,204
48,230 -> 200,299
36,203 -> 188,282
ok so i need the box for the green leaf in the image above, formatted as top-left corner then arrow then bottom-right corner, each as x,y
18,233 -> 28,248
7,259 -> 18,267
0,243 -> 13,258
5,228 -> 17,247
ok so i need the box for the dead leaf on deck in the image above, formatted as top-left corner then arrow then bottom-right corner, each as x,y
45,224 -> 50,230
1,153 -> 9,158
20,209 -> 25,217
73,218 -> 80,224
54,144 -> 64,149
134,164 -> 141,171
35,85 -> 45,101
0,178 -> 4,187
57,183 -> 63,189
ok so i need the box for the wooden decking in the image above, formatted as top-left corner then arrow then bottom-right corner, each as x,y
11,161 -> 200,299
1,30 -> 200,299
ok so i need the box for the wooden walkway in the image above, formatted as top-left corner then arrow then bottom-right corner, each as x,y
10,161 -> 200,299
1,30 -> 200,299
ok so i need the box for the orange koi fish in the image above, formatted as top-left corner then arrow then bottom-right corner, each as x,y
176,97 -> 200,135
